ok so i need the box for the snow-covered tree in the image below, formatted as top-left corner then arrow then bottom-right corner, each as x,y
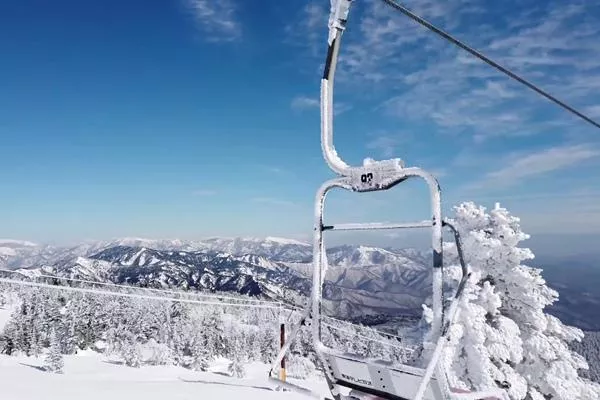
44,328 -> 64,373
571,331 -> 600,383
436,201 -> 600,400
121,331 -> 143,368
143,338 -> 173,366
228,336 -> 248,378
287,353 -> 316,379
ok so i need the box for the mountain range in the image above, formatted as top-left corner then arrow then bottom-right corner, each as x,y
1,236 -> 598,331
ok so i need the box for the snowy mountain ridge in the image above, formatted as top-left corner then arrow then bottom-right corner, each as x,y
2,234 -> 599,330
0,237 -> 431,322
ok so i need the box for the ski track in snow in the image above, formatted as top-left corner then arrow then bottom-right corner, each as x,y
0,352 -> 330,400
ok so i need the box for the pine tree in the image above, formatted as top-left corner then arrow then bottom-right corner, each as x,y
437,201 -> 600,400
121,332 -> 143,368
228,338 -> 247,378
226,323 -> 248,378
44,328 -> 64,374
144,338 -> 173,366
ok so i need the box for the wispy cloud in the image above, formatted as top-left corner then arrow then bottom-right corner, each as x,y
186,0 -> 241,42
291,95 -> 352,115
334,102 -> 353,116
300,0 -> 600,141
465,143 -> 600,190
366,131 -> 414,158
284,2 -> 328,56
487,144 -> 599,184
291,96 -> 319,111
586,105 -> 600,118
252,197 -> 296,207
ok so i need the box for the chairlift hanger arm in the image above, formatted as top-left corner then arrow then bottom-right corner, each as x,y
379,0 -> 600,130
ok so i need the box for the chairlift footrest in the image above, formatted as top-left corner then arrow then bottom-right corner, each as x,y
322,221 -> 433,231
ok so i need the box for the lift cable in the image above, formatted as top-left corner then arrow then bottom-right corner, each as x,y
380,0 -> 600,130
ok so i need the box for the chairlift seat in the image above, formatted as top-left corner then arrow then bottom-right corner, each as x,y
321,349 -> 442,400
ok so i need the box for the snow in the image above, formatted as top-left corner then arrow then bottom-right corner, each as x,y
0,239 -> 37,247
0,351 -> 329,400
149,256 -> 160,265
0,247 -> 17,256
122,247 -> 146,266
265,237 -> 309,246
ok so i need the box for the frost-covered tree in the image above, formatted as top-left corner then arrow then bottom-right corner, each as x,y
121,331 -> 143,368
44,328 -> 64,373
435,201 -> 600,400
287,353 -> 316,379
144,338 -> 173,366
0,273 -> 401,382
228,335 -> 248,378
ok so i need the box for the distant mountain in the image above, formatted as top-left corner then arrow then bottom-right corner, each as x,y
0,239 -> 38,264
2,236 -> 599,330
87,243 -> 430,319
532,255 -> 600,331
197,236 -> 313,262
0,237 -> 431,322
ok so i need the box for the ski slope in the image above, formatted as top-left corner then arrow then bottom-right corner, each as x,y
0,305 -> 328,399
0,351 -> 330,400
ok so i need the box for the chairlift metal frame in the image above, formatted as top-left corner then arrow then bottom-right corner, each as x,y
269,1 -> 510,399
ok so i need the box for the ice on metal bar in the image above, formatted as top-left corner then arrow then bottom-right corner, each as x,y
328,0 -> 352,43
362,157 -> 404,168
327,221 -> 433,231
347,159 -> 407,192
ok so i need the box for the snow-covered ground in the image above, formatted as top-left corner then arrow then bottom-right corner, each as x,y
0,302 -> 330,400
0,351 -> 330,400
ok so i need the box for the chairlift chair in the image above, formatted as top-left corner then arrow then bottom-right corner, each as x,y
269,1 -> 510,400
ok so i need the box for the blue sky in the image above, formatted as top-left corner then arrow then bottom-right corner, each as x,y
1,0 -> 600,256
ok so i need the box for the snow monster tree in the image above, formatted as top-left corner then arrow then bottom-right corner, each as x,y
433,201 -> 600,400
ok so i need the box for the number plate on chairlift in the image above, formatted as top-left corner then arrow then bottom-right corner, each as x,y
349,159 -> 406,192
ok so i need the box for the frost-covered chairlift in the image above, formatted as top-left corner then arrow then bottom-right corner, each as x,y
268,1 -> 510,400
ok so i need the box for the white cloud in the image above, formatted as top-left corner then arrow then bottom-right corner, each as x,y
486,144 -> 599,184
459,143 -> 600,191
586,105 -> 600,118
284,2 -> 329,56
291,95 -> 352,116
366,132 -> 407,158
186,0 -> 241,42
334,102 -> 353,116
288,0 -> 600,141
291,96 -> 319,110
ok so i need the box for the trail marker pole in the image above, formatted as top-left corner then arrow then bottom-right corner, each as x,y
279,322 -> 286,382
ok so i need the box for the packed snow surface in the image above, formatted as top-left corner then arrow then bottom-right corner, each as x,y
0,351 -> 330,400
